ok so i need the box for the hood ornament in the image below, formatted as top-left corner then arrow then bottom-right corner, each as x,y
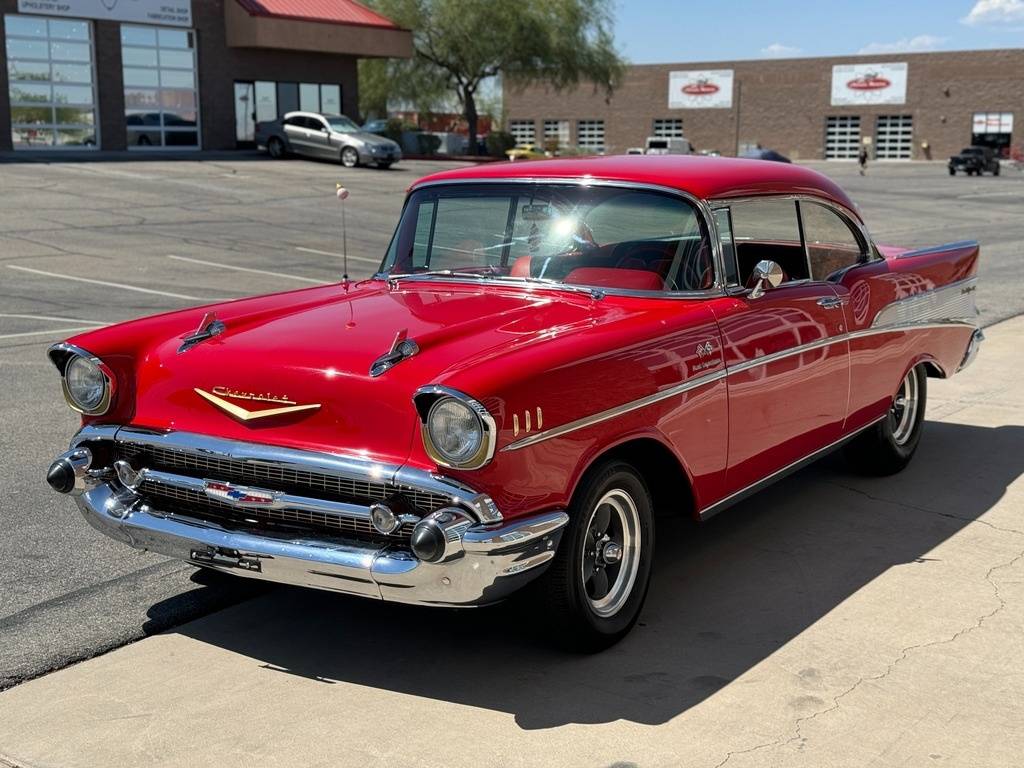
179,312 -> 225,353
370,328 -> 419,377
195,387 -> 320,421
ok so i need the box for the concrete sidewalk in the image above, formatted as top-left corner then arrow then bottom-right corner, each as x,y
1,318 -> 1022,768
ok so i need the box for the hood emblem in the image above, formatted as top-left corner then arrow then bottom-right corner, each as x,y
178,312 -> 226,354
370,328 -> 420,377
195,387 -> 320,421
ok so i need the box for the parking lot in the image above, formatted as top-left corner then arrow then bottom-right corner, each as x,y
1,156 -> 1022,766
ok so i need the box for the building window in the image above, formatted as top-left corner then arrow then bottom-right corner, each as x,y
320,84 -> 341,114
543,119 -> 570,151
121,25 -> 199,149
577,119 -> 605,153
5,14 -> 97,149
874,115 -> 912,160
276,82 -> 299,115
509,119 -> 535,144
299,82 -> 319,112
254,81 -> 277,123
824,115 -> 861,160
972,112 -> 1013,156
653,118 -> 684,138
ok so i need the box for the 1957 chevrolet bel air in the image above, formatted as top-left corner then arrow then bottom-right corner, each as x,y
46,156 -> 982,650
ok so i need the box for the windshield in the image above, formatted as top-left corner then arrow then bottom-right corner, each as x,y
326,116 -> 360,133
961,147 -> 982,155
381,184 -> 713,292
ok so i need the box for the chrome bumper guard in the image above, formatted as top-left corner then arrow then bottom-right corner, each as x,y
56,427 -> 568,607
957,327 -> 984,373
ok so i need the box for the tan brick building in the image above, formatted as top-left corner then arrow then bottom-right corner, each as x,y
0,0 -> 411,152
503,49 -> 1023,161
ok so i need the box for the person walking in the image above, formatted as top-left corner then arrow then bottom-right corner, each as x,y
858,146 -> 869,175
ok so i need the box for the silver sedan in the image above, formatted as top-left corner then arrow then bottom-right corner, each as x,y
256,111 -> 402,168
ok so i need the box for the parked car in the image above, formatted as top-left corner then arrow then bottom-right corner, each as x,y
361,118 -> 389,136
948,146 -> 1000,176
740,147 -> 791,163
45,155 -> 981,651
256,111 -> 401,168
505,143 -> 547,161
645,136 -> 693,155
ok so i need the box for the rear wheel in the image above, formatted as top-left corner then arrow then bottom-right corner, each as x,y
341,146 -> 359,168
267,137 -> 286,159
844,364 -> 927,475
993,164 -> 1001,176
538,460 -> 654,652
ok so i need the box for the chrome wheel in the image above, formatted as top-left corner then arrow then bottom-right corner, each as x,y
341,147 -> 359,168
891,369 -> 920,446
581,489 -> 641,618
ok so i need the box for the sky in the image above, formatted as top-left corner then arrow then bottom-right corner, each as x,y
613,0 -> 1024,63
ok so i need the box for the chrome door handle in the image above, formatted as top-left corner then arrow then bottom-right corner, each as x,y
817,296 -> 842,309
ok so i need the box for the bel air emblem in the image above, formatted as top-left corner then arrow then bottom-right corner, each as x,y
204,480 -> 279,507
696,341 -> 715,357
194,387 -> 320,421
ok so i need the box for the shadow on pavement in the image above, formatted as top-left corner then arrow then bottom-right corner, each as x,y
157,421 -> 1023,730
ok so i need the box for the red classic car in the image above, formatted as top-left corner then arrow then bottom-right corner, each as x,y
46,156 -> 982,651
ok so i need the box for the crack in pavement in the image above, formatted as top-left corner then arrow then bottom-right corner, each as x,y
712,538 -> 1024,767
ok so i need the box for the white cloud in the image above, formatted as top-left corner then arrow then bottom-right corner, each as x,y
857,34 -> 947,54
761,43 -> 801,58
961,0 -> 1024,25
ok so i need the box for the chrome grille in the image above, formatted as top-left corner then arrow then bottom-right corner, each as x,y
113,442 -> 453,512
138,480 -> 416,540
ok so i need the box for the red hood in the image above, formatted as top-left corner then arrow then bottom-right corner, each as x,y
72,280 -> 608,464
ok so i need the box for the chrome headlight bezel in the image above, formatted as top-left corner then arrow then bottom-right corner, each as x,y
48,343 -> 115,416
414,386 -> 496,470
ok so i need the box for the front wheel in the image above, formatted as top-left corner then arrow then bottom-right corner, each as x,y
538,460 -> 654,652
844,364 -> 927,475
948,167 -> 956,175
377,161 -> 393,169
340,146 -> 359,168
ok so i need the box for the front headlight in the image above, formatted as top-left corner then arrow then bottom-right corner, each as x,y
50,345 -> 114,415
416,387 -> 496,470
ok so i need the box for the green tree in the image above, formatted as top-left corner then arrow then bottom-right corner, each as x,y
361,0 -> 625,154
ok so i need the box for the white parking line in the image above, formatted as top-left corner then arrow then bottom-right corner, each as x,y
295,247 -> 382,266
0,313 -> 108,324
6,265 -> 215,301
0,325 -> 102,340
167,255 -> 330,284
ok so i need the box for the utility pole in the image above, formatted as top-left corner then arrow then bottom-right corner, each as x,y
734,79 -> 743,156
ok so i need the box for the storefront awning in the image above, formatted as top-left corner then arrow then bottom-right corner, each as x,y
226,0 -> 412,58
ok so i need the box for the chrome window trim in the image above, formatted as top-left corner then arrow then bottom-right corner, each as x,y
413,385 -> 498,470
384,178 -> 727,300
80,425 -> 502,524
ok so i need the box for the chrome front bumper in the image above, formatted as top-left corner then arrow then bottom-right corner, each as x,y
54,427 -> 568,607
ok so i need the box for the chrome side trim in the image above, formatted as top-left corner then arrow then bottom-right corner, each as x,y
697,414 -> 888,520
502,367 -> 727,452
104,426 -> 502,524
501,317 -> 976,452
872,277 -> 977,328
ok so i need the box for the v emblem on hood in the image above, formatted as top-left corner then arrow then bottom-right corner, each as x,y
194,388 -> 321,421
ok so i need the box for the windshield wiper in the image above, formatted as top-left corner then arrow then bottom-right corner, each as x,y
388,269 -> 495,281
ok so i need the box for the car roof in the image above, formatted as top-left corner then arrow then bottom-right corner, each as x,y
282,111 -> 347,120
411,154 -> 861,220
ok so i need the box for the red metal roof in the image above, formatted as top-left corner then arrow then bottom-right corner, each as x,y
233,0 -> 402,29
411,155 -> 861,219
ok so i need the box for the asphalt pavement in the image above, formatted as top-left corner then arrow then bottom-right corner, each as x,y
0,155 -> 1021,695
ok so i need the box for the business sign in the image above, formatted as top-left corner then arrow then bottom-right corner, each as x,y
831,62 -> 907,106
668,70 -> 734,109
17,0 -> 192,26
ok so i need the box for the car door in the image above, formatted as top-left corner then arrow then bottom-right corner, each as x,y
304,116 -> 335,159
708,198 -> 851,502
282,115 -> 313,157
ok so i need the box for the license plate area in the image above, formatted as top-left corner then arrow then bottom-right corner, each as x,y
190,546 -> 262,572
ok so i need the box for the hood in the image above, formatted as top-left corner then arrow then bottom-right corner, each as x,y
344,131 -> 400,149
120,281 -> 605,463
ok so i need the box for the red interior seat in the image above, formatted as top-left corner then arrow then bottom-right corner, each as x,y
564,267 -> 663,291
510,256 -> 532,276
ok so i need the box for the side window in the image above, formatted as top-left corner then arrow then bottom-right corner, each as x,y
728,199 -> 808,284
800,202 -> 865,281
283,115 -> 303,128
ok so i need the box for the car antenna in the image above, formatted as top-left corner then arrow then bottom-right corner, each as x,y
336,183 -> 350,288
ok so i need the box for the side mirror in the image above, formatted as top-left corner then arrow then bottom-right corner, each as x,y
746,259 -> 784,299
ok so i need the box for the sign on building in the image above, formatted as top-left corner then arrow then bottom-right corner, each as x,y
972,112 -> 1013,133
668,70 -> 734,109
831,62 -> 907,106
17,0 -> 192,26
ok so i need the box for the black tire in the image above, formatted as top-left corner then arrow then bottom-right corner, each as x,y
844,364 -> 927,476
993,164 -> 1000,176
341,146 -> 359,168
538,460 -> 654,652
377,161 -> 393,169
267,137 -> 286,159
948,167 -> 956,175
